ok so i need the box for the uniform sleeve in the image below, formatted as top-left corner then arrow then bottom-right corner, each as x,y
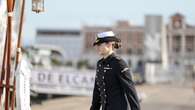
116,59 -> 141,110
90,76 -> 101,110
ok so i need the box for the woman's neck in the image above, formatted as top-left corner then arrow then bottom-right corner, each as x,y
103,50 -> 114,59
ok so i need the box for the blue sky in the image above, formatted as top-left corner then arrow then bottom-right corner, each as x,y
23,0 -> 195,45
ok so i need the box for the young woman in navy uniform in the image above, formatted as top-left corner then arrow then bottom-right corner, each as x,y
90,31 -> 141,110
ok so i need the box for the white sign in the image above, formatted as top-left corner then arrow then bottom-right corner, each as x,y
30,69 -> 95,96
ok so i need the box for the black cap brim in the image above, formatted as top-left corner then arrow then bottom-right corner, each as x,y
93,37 -> 120,46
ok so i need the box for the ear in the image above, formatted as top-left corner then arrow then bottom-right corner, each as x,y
107,42 -> 113,48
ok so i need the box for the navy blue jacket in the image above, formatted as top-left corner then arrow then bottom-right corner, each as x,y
90,53 -> 140,110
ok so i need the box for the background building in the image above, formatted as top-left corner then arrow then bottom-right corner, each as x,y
35,29 -> 83,62
167,13 -> 195,80
144,15 -> 163,62
33,13 -> 195,81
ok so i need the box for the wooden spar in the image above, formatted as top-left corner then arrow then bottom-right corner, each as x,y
11,0 -> 26,109
5,0 -> 15,110
15,0 -> 25,70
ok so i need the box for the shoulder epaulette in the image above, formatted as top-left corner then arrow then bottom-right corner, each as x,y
114,55 -> 121,60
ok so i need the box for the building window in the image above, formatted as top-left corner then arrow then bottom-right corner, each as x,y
127,48 -> 132,55
137,49 -> 143,55
174,60 -> 180,66
173,48 -> 180,53
172,35 -> 181,53
186,36 -> 194,52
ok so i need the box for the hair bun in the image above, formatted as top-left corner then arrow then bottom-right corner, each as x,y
113,42 -> 121,49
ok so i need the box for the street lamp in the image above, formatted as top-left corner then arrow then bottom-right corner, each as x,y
32,0 -> 44,13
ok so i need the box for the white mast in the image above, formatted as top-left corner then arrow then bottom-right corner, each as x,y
161,20 -> 169,69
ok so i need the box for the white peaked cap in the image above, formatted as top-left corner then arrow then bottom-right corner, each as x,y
97,31 -> 115,38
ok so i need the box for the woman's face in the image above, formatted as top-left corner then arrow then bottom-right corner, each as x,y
95,42 -> 112,56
